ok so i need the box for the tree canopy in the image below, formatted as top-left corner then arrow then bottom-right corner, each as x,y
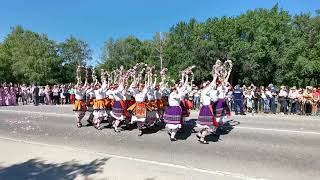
0,26 -> 91,85
99,5 -> 320,87
1,5 -> 319,87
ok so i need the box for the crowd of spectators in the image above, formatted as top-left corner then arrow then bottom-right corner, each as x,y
188,84 -> 320,116
1,82 -> 319,116
0,83 -> 75,106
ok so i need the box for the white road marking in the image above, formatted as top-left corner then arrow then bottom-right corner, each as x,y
235,126 -> 320,135
0,109 -> 75,117
0,136 -> 268,180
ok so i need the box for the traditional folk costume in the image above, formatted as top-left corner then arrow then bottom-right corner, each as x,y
214,84 -> 231,125
104,89 -> 114,124
73,85 -> 88,128
109,84 -> 126,132
197,82 -> 219,144
164,89 -> 186,141
86,87 -> 96,125
44,86 -> 52,105
0,86 -> 4,106
128,85 -> 149,136
92,84 -> 108,130
10,87 -> 17,106
4,86 -> 11,106
155,85 -> 165,122
146,87 -> 159,127
124,90 -> 135,127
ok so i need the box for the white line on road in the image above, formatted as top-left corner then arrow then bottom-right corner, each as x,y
0,109 -> 75,117
0,136 -> 268,180
235,126 -> 320,135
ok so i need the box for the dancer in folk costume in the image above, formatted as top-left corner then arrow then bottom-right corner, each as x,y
155,84 -> 164,123
73,66 -> 89,128
129,82 -> 149,136
196,73 -> 219,144
109,78 -> 126,132
86,84 -> 95,125
105,84 -> 115,125
155,68 -> 169,122
126,64 -> 148,136
145,68 -> 160,128
86,69 -> 98,125
177,67 -> 194,133
123,85 -> 135,128
91,81 -> 108,130
213,60 -> 233,125
164,68 -> 191,141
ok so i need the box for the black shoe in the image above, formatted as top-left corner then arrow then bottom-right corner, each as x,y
87,119 -> 93,125
199,139 -> 209,144
77,123 -> 82,128
170,137 -> 177,141
138,130 -> 143,136
114,128 -> 120,133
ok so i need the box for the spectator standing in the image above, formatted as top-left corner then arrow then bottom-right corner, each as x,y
60,85 -> 67,105
39,87 -> 45,104
259,86 -> 265,112
69,85 -> 75,104
233,85 -> 245,115
44,85 -> 52,105
312,88 -> 319,115
52,85 -> 60,105
193,88 -> 200,110
226,87 -> 234,111
15,84 -> 21,105
269,84 -> 277,114
21,84 -> 28,105
303,87 -> 313,115
278,86 -> 288,114
288,86 -> 298,114
32,84 -> 39,106
65,85 -> 71,104
297,89 -> 304,115
10,85 -> 17,106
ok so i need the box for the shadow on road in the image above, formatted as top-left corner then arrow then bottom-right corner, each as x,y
0,158 -> 109,180
179,119 -> 241,142
176,119 -> 197,140
217,120 -> 241,135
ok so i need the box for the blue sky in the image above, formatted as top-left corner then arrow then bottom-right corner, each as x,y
1,0 -> 320,65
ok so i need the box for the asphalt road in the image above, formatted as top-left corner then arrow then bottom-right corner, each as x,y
0,105 -> 319,180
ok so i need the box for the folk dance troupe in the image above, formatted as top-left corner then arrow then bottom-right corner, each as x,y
73,60 -> 233,144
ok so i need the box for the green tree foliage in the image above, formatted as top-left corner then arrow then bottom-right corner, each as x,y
0,26 -> 92,85
59,36 -> 92,83
99,5 -> 320,87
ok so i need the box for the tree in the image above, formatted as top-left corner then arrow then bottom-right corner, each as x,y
59,36 -> 92,83
0,26 -> 62,84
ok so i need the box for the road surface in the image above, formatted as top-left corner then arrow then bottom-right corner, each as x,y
0,105 -> 319,180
